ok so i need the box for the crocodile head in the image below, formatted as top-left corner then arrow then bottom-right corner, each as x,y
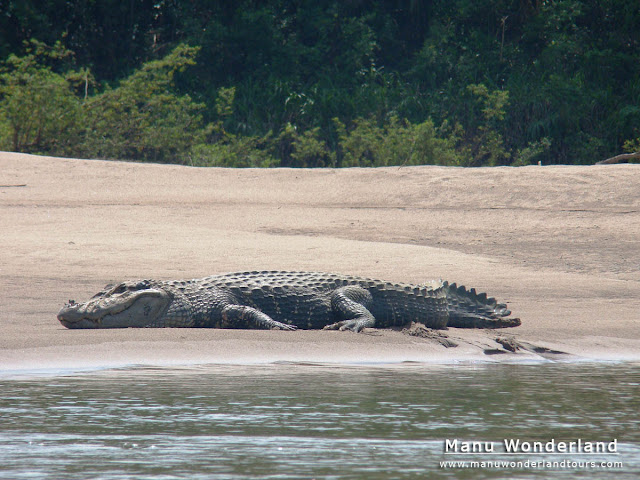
57,280 -> 173,329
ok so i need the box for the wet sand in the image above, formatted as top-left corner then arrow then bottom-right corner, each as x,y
1,152 -> 639,372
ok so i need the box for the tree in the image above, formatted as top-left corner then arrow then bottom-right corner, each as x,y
1,1 -> 639,166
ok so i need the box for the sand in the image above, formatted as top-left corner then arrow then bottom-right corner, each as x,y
1,152 -> 639,373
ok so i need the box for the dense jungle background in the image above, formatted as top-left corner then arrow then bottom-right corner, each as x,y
0,0 -> 638,166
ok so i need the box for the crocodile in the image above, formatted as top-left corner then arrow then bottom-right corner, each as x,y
57,271 -> 520,331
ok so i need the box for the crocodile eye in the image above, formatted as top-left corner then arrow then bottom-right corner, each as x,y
92,285 -> 112,298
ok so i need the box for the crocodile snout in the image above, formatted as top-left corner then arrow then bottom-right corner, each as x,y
57,303 -> 99,329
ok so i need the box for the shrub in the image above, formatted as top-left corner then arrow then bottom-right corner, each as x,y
0,40 -> 84,155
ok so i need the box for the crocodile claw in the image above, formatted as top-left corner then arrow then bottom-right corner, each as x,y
273,323 -> 297,331
323,320 -> 363,332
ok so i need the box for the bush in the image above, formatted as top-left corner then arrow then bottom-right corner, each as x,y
79,44 -> 210,163
336,116 -> 464,167
0,40 -> 84,156
0,42 -> 211,163
190,135 -> 277,168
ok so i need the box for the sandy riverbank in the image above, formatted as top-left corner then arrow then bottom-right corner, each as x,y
1,152 -> 639,373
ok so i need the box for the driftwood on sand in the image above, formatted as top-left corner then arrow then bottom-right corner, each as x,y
596,151 -> 640,165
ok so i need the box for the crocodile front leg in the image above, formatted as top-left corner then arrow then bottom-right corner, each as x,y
221,305 -> 297,330
323,286 -> 376,332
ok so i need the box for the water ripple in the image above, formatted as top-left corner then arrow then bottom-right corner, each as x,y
0,363 -> 638,479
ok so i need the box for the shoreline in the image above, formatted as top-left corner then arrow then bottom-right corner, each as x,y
2,328 -> 640,379
3,351 -> 639,381
1,152 -> 638,374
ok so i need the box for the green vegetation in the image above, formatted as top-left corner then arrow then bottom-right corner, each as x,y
0,1 -> 638,166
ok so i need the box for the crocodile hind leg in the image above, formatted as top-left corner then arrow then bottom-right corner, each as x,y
323,286 -> 376,332
221,304 -> 297,330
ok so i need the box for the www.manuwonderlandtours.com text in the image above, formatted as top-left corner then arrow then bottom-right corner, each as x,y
440,459 -> 623,470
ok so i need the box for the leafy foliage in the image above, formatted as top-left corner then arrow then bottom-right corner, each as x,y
0,42 -> 209,162
78,44 -> 209,162
336,116 -> 463,167
0,40 -> 84,155
1,0 -> 639,166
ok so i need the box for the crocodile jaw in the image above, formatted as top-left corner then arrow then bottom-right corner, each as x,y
57,286 -> 171,328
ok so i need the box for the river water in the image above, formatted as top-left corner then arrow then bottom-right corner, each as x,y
1,362 -> 638,479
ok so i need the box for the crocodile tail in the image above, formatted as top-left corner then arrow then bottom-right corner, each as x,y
442,281 -> 520,328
